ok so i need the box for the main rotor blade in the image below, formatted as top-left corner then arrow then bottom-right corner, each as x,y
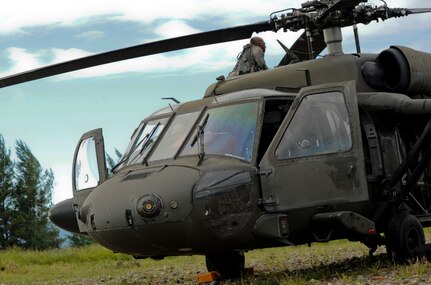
276,31 -> 325,66
406,8 -> 431,15
276,39 -> 300,66
0,20 -> 273,89
290,31 -> 326,61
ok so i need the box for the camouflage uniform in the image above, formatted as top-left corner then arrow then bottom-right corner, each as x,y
228,43 -> 268,78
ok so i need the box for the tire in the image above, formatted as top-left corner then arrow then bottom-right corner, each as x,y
205,251 -> 245,280
386,213 -> 425,262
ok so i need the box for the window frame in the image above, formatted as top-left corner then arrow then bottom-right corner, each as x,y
148,110 -> 204,162
274,91 -> 353,161
179,100 -> 261,162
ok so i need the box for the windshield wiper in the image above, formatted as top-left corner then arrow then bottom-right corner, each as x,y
140,122 -> 160,155
112,122 -> 161,172
111,133 -> 149,173
191,114 -> 209,166
140,122 -> 161,166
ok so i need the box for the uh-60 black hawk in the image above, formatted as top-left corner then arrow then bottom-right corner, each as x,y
2,0 -> 431,280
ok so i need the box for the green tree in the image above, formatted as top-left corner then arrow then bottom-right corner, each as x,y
0,135 -> 14,249
9,140 -> 62,249
68,234 -> 94,247
106,148 -> 122,175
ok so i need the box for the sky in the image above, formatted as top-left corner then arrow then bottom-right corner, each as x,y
0,0 -> 430,204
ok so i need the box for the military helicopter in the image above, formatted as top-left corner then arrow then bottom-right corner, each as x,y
2,0 -> 431,280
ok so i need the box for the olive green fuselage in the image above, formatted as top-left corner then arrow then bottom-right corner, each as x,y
50,47 -> 431,258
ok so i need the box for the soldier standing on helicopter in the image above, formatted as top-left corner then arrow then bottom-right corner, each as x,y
228,36 -> 268,78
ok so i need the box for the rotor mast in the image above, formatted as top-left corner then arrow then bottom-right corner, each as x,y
271,0 -> 430,59
323,27 -> 343,56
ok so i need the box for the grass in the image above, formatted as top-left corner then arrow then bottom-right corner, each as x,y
0,245 -> 133,284
0,245 -> 207,284
1,234 -> 431,284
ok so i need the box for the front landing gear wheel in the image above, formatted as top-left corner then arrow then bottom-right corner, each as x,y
386,213 -> 425,262
205,251 -> 245,280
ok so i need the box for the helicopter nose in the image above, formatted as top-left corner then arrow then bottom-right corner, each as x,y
49,198 -> 81,235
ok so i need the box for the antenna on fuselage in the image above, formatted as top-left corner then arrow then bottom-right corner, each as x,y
162,97 -> 181,111
162,97 -> 181,104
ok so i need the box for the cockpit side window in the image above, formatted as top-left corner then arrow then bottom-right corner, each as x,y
275,92 -> 352,159
182,102 -> 259,161
257,99 -> 292,163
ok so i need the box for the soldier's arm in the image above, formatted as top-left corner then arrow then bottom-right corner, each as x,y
251,46 -> 268,70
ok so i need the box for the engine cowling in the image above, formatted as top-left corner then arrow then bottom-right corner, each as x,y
362,46 -> 431,96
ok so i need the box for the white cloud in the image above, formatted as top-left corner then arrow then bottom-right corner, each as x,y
51,48 -> 94,63
2,47 -> 46,75
0,0 -> 294,35
0,47 -> 95,78
155,20 -> 202,38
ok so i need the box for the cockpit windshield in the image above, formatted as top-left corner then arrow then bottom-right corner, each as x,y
117,101 -> 259,169
116,117 -> 169,169
182,102 -> 259,161
149,111 -> 201,161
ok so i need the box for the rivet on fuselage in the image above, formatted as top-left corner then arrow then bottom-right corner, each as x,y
169,200 -> 178,209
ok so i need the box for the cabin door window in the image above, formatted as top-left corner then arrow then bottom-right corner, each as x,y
75,137 -> 100,191
275,92 -> 352,159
